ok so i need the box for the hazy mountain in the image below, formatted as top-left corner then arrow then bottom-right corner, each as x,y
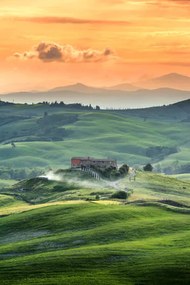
49,83 -> 106,94
136,73 -> 190,91
0,86 -> 190,109
106,82 -> 139,91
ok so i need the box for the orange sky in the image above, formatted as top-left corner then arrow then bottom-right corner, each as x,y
0,0 -> 190,92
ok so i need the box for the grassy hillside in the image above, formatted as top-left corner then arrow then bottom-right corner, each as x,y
0,179 -> 17,188
0,201 -> 189,284
0,100 -> 189,179
0,171 -> 190,284
170,173 -> 190,182
0,99 -> 189,284
1,171 -> 190,211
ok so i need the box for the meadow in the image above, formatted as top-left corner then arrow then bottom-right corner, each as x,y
0,100 -> 189,284
0,175 -> 190,285
0,100 -> 189,178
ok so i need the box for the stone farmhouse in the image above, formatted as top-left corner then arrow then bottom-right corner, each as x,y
71,157 -> 117,169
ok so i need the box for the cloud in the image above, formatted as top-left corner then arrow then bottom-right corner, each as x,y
100,0 -> 126,3
169,0 -> 190,4
14,42 -> 117,63
135,0 -> 190,5
156,0 -> 190,5
36,42 -> 63,61
13,16 -> 129,25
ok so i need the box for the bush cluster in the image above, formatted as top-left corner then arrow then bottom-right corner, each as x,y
92,164 -> 129,180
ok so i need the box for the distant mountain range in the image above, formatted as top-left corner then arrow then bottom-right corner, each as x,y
135,73 -> 190,91
106,83 -> 139,92
106,73 -> 190,91
0,73 -> 190,109
49,83 -> 106,94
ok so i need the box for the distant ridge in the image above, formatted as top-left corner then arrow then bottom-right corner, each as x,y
49,83 -> 105,94
172,98 -> 190,106
0,85 -> 189,109
106,82 -> 139,92
155,73 -> 190,81
172,98 -> 190,113
136,73 -> 190,91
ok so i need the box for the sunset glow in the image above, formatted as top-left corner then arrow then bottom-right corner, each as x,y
0,0 -> 190,92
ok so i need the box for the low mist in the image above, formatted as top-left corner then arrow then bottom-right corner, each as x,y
40,170 -> 123,191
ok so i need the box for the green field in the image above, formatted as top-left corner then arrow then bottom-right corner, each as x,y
1,203 -> 190,285
0,179 -> 17,188
0,101 -> 189,284
0,100 -> 190,178
170,173 -> 190,182
0,171 -> 190,284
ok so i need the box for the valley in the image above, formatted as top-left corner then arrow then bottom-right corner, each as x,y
0,99 -> 190,284
0,99 -> 189,181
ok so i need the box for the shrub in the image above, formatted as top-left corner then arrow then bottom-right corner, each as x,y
143,163 -> 153,172
95,194 -> 100,200
119,164 -> 129,175
92,164 -> 129,181
111,191 -> 128,199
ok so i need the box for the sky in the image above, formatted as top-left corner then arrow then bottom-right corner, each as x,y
0,0 -> 190,92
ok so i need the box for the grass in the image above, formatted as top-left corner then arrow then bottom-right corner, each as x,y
0,170 -> 115,204
170,173 -> 190,182
0,202 -> 189,284
0,171 -> 190,284
1,171 -> 190,207
0,179 -> 17,188
125,172 -> 190,206
0,102 -> 189,283
0,104 -> 189,173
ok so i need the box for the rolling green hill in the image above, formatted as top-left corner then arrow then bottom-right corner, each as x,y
0,99 -> 189,181
0,171 -> 190,284
1,170 -> 190,208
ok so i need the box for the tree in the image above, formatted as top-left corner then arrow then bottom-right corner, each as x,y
95,194 -> 100,200
111,191 -> 128,199
43,111 -> 48,117
143,163 -> 153,172
11,142 -> 16,148
119,164 -> 129,175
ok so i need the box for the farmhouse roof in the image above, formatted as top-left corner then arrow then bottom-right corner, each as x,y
71,157 -> 116,162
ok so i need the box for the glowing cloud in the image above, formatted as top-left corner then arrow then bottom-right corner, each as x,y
12,16 -> 130,25
14,42 -> 116,63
